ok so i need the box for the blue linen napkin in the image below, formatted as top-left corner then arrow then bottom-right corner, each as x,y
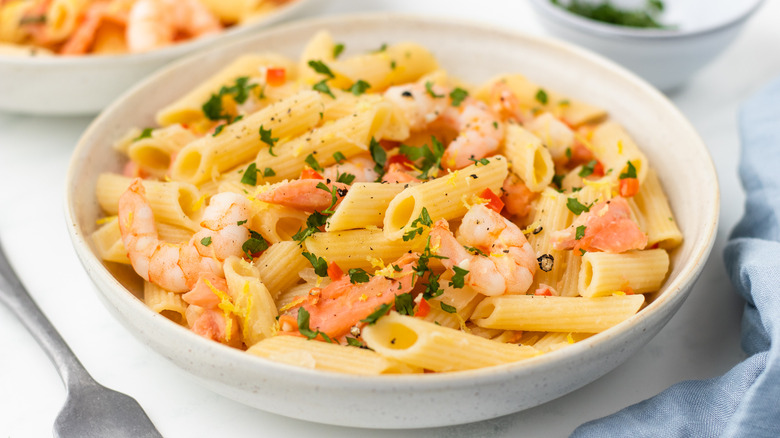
571,77 -> 780,438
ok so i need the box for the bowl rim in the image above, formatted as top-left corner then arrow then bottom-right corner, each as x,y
65,11 -> 720,390
528,0 -> 765,41
0,0 -> 311,66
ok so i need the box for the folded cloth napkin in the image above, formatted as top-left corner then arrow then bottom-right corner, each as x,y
571,76 -> 780,438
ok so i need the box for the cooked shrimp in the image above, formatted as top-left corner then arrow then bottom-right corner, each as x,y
256,178 -> 349,211
279,252 -> 420,340
440,99 -> 504,170
185,304 -> 241,347
118,179 -> 252,292
322,155 -> 379,183
381,162 -> 421,183
59,2 -> 127,55
126,0 -> 221,53
384,83 -> 449,132
430,204 -> 537,296
550,197 -> 647,253
501,175 -> 537,219
487,81 -> 527,123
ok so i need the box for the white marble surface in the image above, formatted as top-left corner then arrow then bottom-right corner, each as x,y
0,1 -> 778,436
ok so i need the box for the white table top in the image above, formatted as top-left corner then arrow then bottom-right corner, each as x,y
1,1 -> 778,436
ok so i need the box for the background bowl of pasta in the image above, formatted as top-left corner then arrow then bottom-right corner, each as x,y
0,0 -> 311,115
65,13 -> 719,428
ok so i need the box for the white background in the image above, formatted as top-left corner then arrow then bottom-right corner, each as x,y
1,0 -> 779,436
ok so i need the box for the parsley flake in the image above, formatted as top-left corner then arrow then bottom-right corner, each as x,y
535,88 -> 549,105
240,163 -> 259,185
241,230 -> 268,258
333,43 -> 345,58
134,128 -> 153,141
361,303 -> 391,325
619,161 -> 638,179
566,198 -> 592,215
579,160 -> 598,177
348,79 -> 371,96
440,302 -> 457,314
425,81 -> 444,98
575,225 -> 586,240
348,268 -> 371,284
307,60 -> 335,78
200,237 -> 212,247
395,293 -> 414,316
369,137 -> 387,177
449,87 -> 469,106
304,153 -> 323,172
449,266 -> 469,289
302,251 -> 328,277
313,79 -> 336,99
333,151 -> 347,163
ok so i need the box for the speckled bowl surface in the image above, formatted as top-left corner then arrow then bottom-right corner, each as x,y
0,0 -> 311,116
65,13 -> 719,428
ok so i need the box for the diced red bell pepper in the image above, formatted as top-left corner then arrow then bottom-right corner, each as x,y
266,67 -> 286,87
480,188 -> 505,214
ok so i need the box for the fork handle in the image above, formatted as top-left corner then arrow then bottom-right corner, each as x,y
0,240 -> 93,389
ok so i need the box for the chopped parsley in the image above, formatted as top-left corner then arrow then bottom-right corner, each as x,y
307,60 -> 335,79
468,157 -> 490,166
348,79 -> 371,96
395,293 -> 414,316
346,337 -> 365,348
403,207 -> 432,241
565,147 -> 572,159
464,246 -> 487,257
302,251 -> 328,277
361,303 -> 392,325
369,137 -> 387,177
240,163 -> 259,185
552,174 -> 565,189
333,151 -> 347,163
535,88 -> 549,105
413,236 -> 447,300
200,237 -> 212,247
551,0 -> 668,29
425,81 -> 444,98
263,167 -> 275,177
449,266 -> 469,289
449,87 -> 469,106
398,136 -> 445,179
297,307 -> 333,342
619,161 -> 638,179
579,160 -> 598,177
566,197 -> 592,215
347,268 -> 371,284
304,153 -> 323,172
313,79 -> 336,99
336,172 -> 356,185
212,124 -> 226,137
259,125 -> 279,156
333,43 -> 345,58
202,76 -> 257,122
440,302 -> 457,314
134,128 -> 153,141
241,230 -> 268,258
373,43 -> 388,53
575,225 -> 587,240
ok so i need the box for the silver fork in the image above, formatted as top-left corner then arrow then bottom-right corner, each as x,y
0,239 -> 163,438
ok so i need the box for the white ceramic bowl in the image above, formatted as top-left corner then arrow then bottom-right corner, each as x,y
0,0 -> 311,116
528,0 -> 765,91
65,13 -> 719,428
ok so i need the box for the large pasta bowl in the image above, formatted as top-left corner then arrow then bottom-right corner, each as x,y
64,13 -> 719,428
